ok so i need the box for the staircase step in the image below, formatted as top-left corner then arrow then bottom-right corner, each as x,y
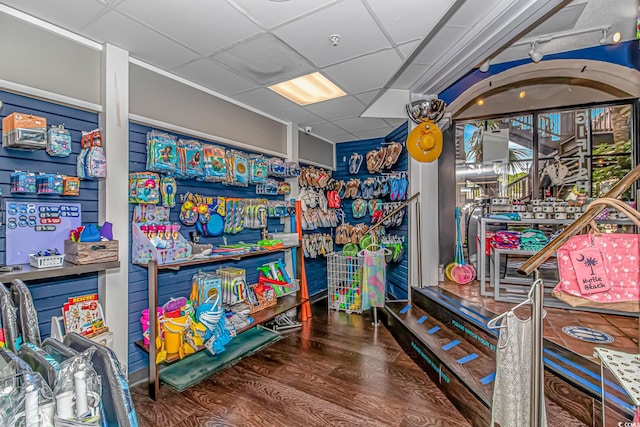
409,287 -> 637,425
384,301 -> 493,427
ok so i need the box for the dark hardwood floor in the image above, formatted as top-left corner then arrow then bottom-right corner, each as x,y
131,300 -> 472,427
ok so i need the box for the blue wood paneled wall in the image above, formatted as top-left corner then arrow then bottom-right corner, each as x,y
0,90 -> 100,338
128,123 -> 286,375
302,123 -> 409,300
333,123 -> 409,300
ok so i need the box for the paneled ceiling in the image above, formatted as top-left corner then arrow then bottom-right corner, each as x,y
2,0 -> 635,142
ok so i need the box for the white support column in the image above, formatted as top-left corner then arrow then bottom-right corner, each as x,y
98,43 -> 129,367
284,122 -> 299,276
408,95 -> 440,289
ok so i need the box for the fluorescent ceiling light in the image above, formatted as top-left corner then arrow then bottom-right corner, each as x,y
269,72 -> 346,106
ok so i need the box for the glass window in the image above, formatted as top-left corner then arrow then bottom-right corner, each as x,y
455,102 -> 635,212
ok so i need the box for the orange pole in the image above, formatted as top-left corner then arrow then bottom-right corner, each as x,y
295,201 -> 312,321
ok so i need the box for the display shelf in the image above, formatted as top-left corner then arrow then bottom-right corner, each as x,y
157,245 -> 299,270
143,236 -> 304,400
0,261 -> 120,283
135,292 -> 306,364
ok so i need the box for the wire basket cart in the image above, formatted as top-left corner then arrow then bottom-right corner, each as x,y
327,251 -> 362,313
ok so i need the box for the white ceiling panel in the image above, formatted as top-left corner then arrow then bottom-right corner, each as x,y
230,0 -> 339,29
398,39 -> 421,59
365,0 -> 456,44
233,87 -> 298,114
324,49 -> 403,94
354,90 -> 380,105
304,96 -> 365,121
83,11 -> 198,69
333,133 -> 359,143
385,118 -> 406,127
2,0 -> 106,31
273,0 -> 391,68
352,127 -> 392,139
173,59 -> 258,96
116,0 -> 263,55
527,1 -> 586,38
212,33 -> 314,85
332,117 -> 388,132
447,0 -> 503,28
412,25 -> 468,66
305,121 -> 350,138
274,107 -> 324,125
390,64 -> 430,90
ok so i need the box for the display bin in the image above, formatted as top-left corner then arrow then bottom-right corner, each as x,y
64,240 -> 119,265
327,251 -> 362,313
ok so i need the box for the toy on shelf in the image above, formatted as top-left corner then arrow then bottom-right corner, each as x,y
243,199 -> 268,229
249,156 -> 268,184
29,248 -> 65,269
62,176 -> 80,196
62,294 -> 107,338
256,180 -> 278,195
36,173 -> 64,195
177,139 -> 203,178
226,150 -> 249,186
2,112 -> 47,149
256,259 -> 297,296
224,198 -> 245,234
160,176 -> 177,208
10,171 -> 37,194
128,172 -> 160,204
46,124 -> 72,157
267,201 -> 296,218
285,161 -> 300,177
146,131 -> 178,173
217,267 -> 247,306
200,144 -> 226,182
277,181 -> 291,195
268,157 -> 286,177
132,205 -> 191,265
77,129 -> 106,180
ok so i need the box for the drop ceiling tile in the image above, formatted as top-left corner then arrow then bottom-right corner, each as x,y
305,121 -> 349,138
83,11 -> 198,69
333,133 -> 359,143
274,108 -> 324,125
324,49 -> 403,94
365,0 -> 457,44
2,0 -> 106,31
173,59 -> 258,96
398,39 -> 421,59
231,0 -> 340,29
332,117 -> 388,133
232,88 -> 299,115
212,33 -> 314,85
448,0 -> 502,27
304,96 -> 365,121
354,90 -> 380,106
273,0 -> 391,68
412,26 -> 467,65
352,127 -> 392,140
385,118 -> 407,127
390,64 -> 430,90
116,0 -> 262,55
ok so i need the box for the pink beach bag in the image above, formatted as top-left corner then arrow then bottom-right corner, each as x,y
553,198 -> 640,313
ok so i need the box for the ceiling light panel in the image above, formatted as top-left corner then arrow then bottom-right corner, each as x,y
273,0 -> 391,68
212,33 -> 314,86
269,72 -> 346,106
116,0 -> 262,55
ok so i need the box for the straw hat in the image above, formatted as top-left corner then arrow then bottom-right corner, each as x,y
406,120 -> 443,163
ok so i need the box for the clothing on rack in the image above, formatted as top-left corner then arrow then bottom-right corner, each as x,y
488,293 -> 548,427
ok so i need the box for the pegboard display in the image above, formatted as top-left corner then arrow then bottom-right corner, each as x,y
127,122 -> 294,374
0,89 -> 100,338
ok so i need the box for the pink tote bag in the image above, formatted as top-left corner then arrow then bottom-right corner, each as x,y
553,198 -> 640,312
